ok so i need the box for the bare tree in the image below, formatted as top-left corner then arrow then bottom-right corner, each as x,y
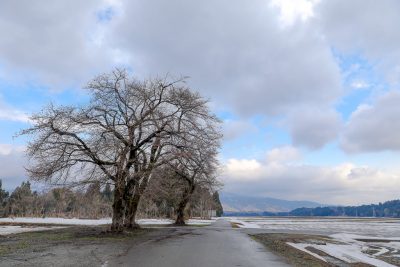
137,166 -> 186,219
20,69 -> 220,231
168,115 -> 222,225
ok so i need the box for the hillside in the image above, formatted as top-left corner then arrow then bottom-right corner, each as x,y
220,192 -> 322,214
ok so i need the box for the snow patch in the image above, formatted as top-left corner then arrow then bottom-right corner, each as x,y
288,232 -> 399,266
226,218 -> 261,228
0,217 -> 112,225
0,225 -> 63,235
287,242 -> 327,262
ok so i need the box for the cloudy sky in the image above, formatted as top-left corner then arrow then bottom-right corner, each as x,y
1,0 -> 400,205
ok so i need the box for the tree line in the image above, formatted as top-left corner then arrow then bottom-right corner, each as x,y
0,177 -> 223,220
18,69 -> 223,231
224,199 -> 400,218
289,200 -> 400,217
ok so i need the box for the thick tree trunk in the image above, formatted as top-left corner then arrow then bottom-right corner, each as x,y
175,184 -> 195,225
175,198 -> 189,225
124,174 -> 150,229
124,192 -> 141,229
123,178 -> 139,229
111,183 -> 125,232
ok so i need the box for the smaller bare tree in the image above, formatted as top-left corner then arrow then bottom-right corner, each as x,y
168,118 -> 221,225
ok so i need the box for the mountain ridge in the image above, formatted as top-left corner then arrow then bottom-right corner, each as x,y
220,192 -> 322,213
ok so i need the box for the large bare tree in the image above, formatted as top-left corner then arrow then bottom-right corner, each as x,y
20,69 -> 221,231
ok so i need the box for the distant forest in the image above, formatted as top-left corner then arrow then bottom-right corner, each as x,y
224,199 -> 400,218
0,179 -> 223,220
290,200 -> 400,217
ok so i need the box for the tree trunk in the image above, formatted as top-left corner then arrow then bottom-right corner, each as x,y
111,183 -> 125,232
124,174 -> 150,229
175,184 -> 195,225
123,178 -> 139,229
124,192 -> 141,229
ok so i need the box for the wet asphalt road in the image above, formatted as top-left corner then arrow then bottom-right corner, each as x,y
109,219 -> 290,267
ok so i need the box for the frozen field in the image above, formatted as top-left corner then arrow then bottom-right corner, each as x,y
228,217 -> 400,266
226,216 -> 400,237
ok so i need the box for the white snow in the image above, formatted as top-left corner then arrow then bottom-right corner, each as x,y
224,217 -> 400,237
307,243 -> 394,267
374,247 -> 389,257
227,218 -> 261,228
287,242 -> 327,262
0,225 -> 63,235
289,241 -> 396,267
137,219 -> 173,225
286,232 -> 399,266
0,217 -> 112,225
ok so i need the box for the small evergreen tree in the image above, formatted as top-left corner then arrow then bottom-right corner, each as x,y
0,179 -> 9,217
212,191 -> 223,217
101,183 -> 113,202
8,181 -> 33,216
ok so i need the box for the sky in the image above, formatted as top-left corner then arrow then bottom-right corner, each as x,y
1,0 -> 400,205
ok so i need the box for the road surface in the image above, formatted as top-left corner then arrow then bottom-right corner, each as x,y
109,219 -> 290,267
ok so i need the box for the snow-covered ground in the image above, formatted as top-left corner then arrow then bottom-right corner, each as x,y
225,217 -> 400,237
0,217 -> 112,226
227,217 -> 400,266
288,233 -> 399,267
0,217 -> 216,235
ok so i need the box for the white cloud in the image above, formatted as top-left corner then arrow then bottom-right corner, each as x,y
270,0 -> 320,27
225,159 -> 262,180
266,146 -> 301,162
341,91 -> 400,153
287,108 -> 342,149
0,144 -> 25,155
0,98 -> 30,123
107,0 -> 341,117
0,144 -> 27,190
350,80 -> 370,90
0,0 -> 344,151
222,119 -> 258,141
0,0 -> 118,87
222,157 -> 400,205
316,0 -> 400,85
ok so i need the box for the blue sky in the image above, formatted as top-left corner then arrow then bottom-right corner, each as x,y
1,0 -> 400,205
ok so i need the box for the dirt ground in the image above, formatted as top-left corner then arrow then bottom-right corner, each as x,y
0,224 -> 168,267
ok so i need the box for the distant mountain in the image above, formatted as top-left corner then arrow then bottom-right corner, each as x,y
290,199 -> 400,217
220,192 -> 322,215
